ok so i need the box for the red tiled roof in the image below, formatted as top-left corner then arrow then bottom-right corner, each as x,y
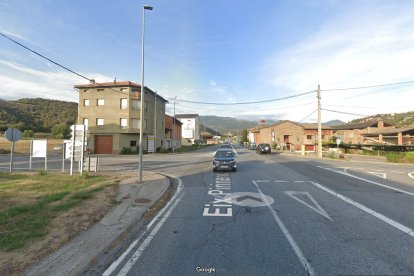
74,81 -> 141,89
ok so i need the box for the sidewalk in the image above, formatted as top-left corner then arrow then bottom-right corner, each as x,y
24,172 -> 171,276
279,151 -> 387,163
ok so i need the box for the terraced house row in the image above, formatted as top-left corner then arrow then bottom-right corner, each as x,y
248,119 -> 414,152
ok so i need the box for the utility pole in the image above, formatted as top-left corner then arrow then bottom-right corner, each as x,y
154,90 -> 157,154
172,97 -> 177,153
317,84 -> 322,158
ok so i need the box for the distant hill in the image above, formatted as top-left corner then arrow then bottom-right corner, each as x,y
325,120 -> 346,126
350,111 -> 414,127
0,98 -> 77,132
200,116 -> 258,136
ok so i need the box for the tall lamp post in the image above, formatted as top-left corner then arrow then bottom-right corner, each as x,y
172,96 -> 177,153
138,5 -> 153,182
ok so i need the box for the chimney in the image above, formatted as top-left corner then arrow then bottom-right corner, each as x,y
114,78 -> 117,84
90,79 -> 95,84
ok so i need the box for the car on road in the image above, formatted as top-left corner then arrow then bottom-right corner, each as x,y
213,148 -> 237,172
248,142 -> 256,150
256,143 -> 271,154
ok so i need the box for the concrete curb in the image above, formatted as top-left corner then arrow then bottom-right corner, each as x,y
24,173 -> 171,276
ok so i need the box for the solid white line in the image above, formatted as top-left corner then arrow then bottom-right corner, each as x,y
252,181 -> 316,276
309,181 -> 414,238
256,180 -> 270,183
318,166 -> 414,197
103,174 -> 183,276
116,192 -> 184,276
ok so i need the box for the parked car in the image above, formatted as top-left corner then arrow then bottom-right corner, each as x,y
213,148 -> 237,172
248,143 -> 256,150
256,143 -> 271,154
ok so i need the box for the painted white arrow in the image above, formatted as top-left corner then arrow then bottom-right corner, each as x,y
367,171 -> 387,179
284,191 -> 333,221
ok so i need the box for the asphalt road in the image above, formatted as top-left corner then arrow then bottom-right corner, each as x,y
100,146 -> 414,276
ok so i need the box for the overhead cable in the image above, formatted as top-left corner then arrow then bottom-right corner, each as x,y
298,109 -> 318,123
322,108 -> 368,117
0,32 -> 133,97
168,90 -> 316,105
321,79 -> 414,92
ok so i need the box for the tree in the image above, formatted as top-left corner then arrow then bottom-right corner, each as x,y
240,129 -> 248,143
52,124 -> 71,139
22,130 -> 34,139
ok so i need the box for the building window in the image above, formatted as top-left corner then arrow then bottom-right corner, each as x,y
307,135 -> 313,140
83,89 -> 89,92
120,98 -> 128,109
120,118 -> 128,128
130,140 -> 137,147
83,99 -> 90,106
131,118 -> 139,129
83,118 -> 89,127
97,99 -> 105,106
96,118 -> 104,126
131,99 -> 139,110
120,88 -> 128,92
144,119 -> 148,129
144,100 -> 148,111
97,88 -> 104,92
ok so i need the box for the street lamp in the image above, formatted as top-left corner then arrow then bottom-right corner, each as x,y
138,4 -> 153,183
172,96 -> 177,153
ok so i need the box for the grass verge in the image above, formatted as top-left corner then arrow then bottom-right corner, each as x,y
0,172 -> 121,274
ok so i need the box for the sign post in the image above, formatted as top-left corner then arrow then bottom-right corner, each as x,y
4,128 -> 22,173
69,125 -> 87,176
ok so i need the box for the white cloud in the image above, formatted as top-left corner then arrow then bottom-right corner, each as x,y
261,3 -> 414,122
0,60 -> 113,102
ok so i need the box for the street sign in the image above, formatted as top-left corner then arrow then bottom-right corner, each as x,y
336,138 -> 341,146
4,128 -> 22,142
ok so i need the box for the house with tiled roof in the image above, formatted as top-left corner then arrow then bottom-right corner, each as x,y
258,120 -> 333,151
74,80 -> 168,154
332,119 -> 395,144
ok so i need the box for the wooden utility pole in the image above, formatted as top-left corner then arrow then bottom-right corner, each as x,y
317,84 -> 322,158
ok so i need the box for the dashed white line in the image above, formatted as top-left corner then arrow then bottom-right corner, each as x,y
409,172 -> 414,179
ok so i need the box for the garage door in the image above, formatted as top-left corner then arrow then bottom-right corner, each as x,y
95,135 -> 113,154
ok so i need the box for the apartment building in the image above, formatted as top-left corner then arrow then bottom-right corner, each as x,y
74,81 -> 168,154
164,114 -> 182,150
175,114 -> 201,145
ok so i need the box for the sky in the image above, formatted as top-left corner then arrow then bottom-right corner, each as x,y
1,0 -> 414,124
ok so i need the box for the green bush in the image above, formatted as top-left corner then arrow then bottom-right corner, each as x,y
120,147 -> 133,154
159,147 -> 171,153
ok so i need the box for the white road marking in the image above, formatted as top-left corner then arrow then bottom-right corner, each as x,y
284,191 -> 333,221
318,166 -> 414,197
116,193 -> 184,276
309,181 -> 414,238
256,180 -> 270,183
103,174 -> 183,276
390,171 -> 405,174
409,172 -> 414,179
367,171 -> 387,179
275,180 -> 290,183
294,181 -> 306,183
252,181 -> 316,276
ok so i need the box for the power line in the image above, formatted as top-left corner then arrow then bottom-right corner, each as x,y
322,108 -> 368,117
167,90 -> 316,106
0,31 -> 135,98
321,79 -> 414,92
298,109 -> 318,123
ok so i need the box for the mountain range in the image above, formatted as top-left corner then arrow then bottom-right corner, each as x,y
0,98 -> 412,135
